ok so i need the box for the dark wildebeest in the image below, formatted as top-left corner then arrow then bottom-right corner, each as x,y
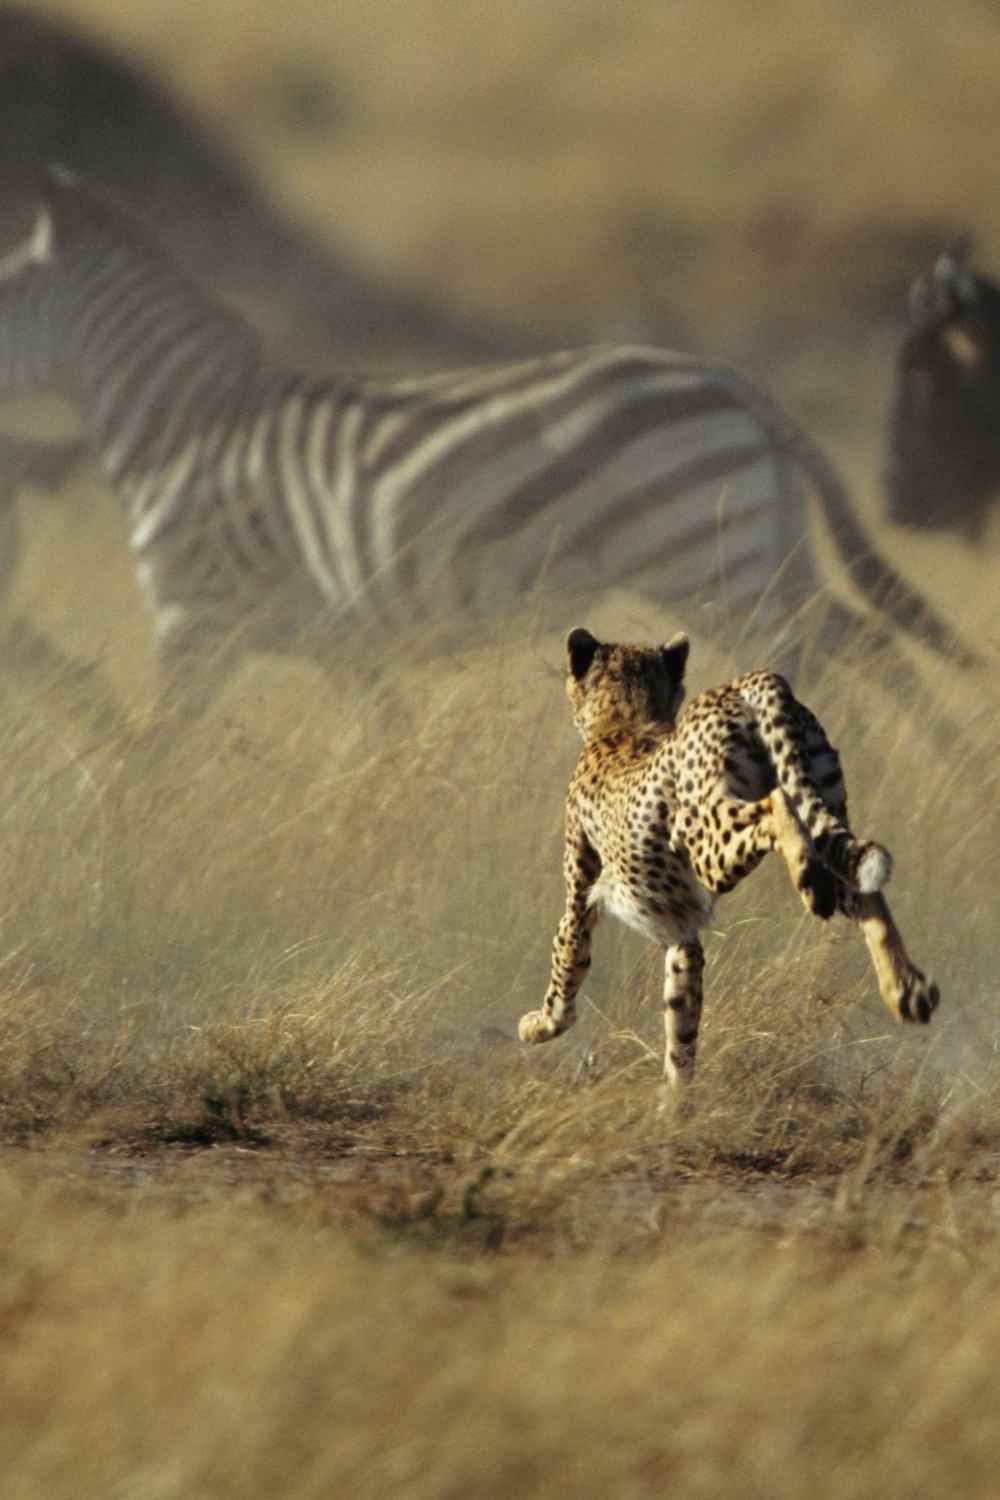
886,238 -> 1000,541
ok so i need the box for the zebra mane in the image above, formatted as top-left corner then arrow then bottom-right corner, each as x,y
42,163 -> 160,253
41,163 -> 262,366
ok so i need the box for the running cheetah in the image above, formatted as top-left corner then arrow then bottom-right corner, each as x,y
519,629 -> 939,1086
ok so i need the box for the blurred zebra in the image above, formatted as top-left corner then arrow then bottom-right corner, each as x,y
0,168 -> 976,719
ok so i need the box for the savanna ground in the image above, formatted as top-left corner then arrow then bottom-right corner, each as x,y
4,3 -> 1000,1496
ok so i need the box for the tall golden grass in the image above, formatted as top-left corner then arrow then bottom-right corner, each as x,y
0,472 -> 996,1498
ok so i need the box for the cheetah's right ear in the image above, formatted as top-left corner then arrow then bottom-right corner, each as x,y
567,628 -> 601,679
661,632 -> 690,679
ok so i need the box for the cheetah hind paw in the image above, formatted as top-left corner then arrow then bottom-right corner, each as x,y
799,857 -> 837,920
897,969 -> 940,1025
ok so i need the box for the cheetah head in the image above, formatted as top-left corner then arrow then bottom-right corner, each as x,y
564,628 -> 689,740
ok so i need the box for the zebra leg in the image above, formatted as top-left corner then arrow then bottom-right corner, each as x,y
153,616 -> 248,727
0,614 -> 125,736
0,448 -> 124,734
0,435 -> 85,499
308,640 -> 408,739
112,623 -> 248,774
131,542 -> 258,729
662,936 -> 704,1087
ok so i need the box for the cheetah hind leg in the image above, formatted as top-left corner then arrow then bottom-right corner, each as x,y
749,788 -> 838,920
854,891 -> 940,1024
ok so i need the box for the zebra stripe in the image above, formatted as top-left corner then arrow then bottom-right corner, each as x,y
0,167 -> 976,718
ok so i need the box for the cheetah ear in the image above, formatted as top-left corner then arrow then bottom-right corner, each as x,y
661,632 -> 689,679
567,628 -> 601,679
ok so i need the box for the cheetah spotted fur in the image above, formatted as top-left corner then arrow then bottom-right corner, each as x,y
519,629 -> 939,1087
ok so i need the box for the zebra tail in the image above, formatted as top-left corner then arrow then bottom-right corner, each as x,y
787,427 -> 982,670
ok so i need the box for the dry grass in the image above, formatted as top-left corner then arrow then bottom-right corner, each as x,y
1,466 -> 996,1168
1,552 -> 1000,1158
2,1157 -> 999,1500
1,495 -> 998,1494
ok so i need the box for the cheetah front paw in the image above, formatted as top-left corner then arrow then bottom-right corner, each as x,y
518,1009 -> 560,1044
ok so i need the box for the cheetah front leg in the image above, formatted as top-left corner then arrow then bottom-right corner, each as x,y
662,937 -> 705,1086
520,827 -> 601,1045
854,892 -> 940,1024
